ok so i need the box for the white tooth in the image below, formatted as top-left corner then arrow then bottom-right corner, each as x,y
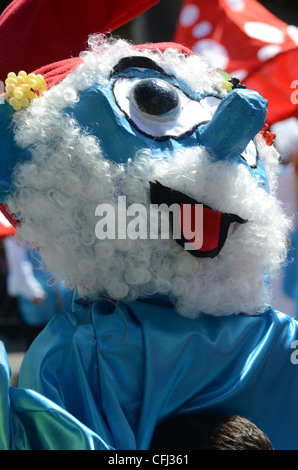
228,222 -> 240,237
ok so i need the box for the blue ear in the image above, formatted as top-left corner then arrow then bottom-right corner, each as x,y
0,103 -> 31,203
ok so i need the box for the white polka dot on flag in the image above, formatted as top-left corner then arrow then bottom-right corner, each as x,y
174,0 -> 298,125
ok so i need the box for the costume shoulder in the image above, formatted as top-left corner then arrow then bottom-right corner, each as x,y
18,301 -> 298,450
0,341 -> 110,450
19,300 -> 144,449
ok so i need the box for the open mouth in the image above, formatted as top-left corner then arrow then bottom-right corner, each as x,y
149,181 -> 247,258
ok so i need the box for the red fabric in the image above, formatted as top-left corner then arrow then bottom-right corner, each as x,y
0,0 -> 160,82
135,41 -> 195,56
34,57 -> 84,89
0,223 -> 16,238
0,205 -> 17,238
180,204 -> 221,252
33,42 -> 195,90
200,207 -> 222,252
174,0 -> 298,125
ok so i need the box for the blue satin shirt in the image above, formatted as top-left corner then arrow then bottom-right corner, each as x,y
1,294 -> 298,450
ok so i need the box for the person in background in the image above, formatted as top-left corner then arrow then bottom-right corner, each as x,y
269,118 -> 298,318
3,236 -> 73,347
0,211 -> 20,344
150,413 -> 273,450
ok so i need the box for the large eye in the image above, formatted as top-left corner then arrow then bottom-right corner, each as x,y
130,78 -> 181,122
240,140 -> 259,168
113,76 -> 221,140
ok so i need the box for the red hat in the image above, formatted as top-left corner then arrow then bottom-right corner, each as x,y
0,0 -> 163,226
33,41 -> 195,90
0,0 -> 160,82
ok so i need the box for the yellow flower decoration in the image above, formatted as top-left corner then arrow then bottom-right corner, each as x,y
5,70 -> 47,111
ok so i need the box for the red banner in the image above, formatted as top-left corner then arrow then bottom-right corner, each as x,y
174,0 -> 298,124
0,0 -> 160,81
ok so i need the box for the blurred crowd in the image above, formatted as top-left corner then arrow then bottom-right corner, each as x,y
0,232 -> 72,352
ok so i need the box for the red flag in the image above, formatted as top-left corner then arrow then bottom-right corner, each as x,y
0,0 -> 160,82
174,0 -> 298,125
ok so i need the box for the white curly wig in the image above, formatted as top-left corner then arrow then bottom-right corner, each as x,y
6,35 -> 291,318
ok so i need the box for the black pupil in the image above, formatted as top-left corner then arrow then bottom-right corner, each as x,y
132,79 -> 179,116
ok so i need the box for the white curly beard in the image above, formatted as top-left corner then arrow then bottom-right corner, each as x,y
6,37 -> 291,318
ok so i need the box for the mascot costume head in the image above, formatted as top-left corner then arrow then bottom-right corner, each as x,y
0,19 -> 289,319
0,0 -> 297,452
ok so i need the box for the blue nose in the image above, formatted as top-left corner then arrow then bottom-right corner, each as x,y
197,88 -> 268,161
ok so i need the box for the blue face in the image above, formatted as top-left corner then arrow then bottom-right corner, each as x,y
66,55 -> 269,191
0,54 -> 270,205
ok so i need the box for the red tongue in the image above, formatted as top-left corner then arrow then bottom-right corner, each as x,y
179,204 -> 222,252
149,181 -> 246,258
